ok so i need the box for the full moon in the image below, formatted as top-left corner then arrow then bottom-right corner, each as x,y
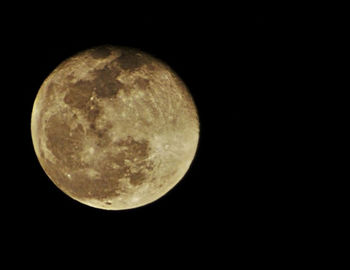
31,45 -> 199,210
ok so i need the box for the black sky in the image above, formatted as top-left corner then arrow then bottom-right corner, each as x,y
2,3 -> 296,263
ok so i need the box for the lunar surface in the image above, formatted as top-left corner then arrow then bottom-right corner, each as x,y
31,45 -> 199,210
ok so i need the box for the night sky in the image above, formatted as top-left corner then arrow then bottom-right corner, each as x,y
2,3 -> 296,264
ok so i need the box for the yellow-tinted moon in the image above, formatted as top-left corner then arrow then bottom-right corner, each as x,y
31,45 -> 199,210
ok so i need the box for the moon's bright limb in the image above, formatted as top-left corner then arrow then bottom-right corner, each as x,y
31,45 -> 199,210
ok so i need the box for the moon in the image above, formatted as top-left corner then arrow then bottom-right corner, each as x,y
31,45 -> 199,210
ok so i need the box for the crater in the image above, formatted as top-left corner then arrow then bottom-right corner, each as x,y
58,171 -> 124,201
93,66 -> 124,98
90,46 -> 111,59
129,171 -> 146,186
46,82 -> 55,95
68,136 -> 155,200
112,136 -> 154,186
135,77 -> 150,89
64,80 -> 93,110
87,105 -> 101,123
86,122 -> 112,148
117,50 -> 144,71
45,114 -> 85,169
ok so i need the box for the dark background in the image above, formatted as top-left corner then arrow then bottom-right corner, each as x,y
2,3 -> 297,264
